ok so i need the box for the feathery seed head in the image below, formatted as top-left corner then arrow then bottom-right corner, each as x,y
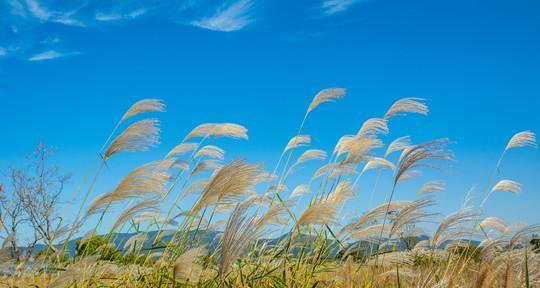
307,88 -> 346,114
504,131 -> 537,152
120,99 -> 165,124
104,119 -> 160,160
384,97 -> 428,119
491,180 -> 521,194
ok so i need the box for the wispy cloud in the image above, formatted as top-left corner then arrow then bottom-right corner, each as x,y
3,0 -> 261,62
28,50 -> 79,61
95,8 -> 146,22
24,0 -> 85,26
321,0 -> 363,15
191,0 -> 256,32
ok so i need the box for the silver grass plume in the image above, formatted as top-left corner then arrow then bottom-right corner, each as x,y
340,201 -> 412,237
480,217 -> 511,235
504,131 -> 537,152
119,99 -> 165,124
219,199 -> 263,279
289,184 -> 311,199
173,246 -> 207,285
165,142 -> 199,158
394,139 -> 452,186
295,202 -> 337,229
362,157 -> 395,173
342,136 -> 384,165
258,201 -> 293,227
384,136 -> 413,158
104,119 -> 160,160
384,97 -> 428,119
191,159 -> 261,213
183,179 -> 210,199
388,199 -> 436,238
110,198 -> 159,232
307,88 -> 346,115
417,180 -> 445,197
357,118 -> 389,137
491,179 -> 522,194
312,162 -> 357,180
430,208 -> 477,251
190,160 -> 222,177
334,135 -> 356,157
184,123 -> 248,141
324,181 -> 355,206
84,160 -> 171,217
124,233 -> 148,253
286,149 -> 327,177
284,135 -> 311,152
194,145 -> 225,160
350,224 -> 391,242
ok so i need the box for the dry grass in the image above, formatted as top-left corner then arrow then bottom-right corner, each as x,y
0,91 -> 538,288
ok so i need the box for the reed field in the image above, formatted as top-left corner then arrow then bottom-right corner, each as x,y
0,90 -> 538,287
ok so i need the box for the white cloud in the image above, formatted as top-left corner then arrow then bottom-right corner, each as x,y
321,0 -> 362,15
191,0 -> 255,32
25,0 -> 51,21
95,13 -> 123,22
28,50 -> 79,61
24,0 -> 84,26
95,8 -> 146,22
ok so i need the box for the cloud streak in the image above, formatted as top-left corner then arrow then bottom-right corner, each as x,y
0,0 -> 319,61
321,0 -> 363,15
191,0 -> 256,32
28,50 -> 79,61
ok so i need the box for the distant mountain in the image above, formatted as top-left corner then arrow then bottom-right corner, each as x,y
27,231 -> 481,258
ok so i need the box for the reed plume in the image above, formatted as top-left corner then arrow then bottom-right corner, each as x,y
289,184 -> 311,199
394,139 -> 451,186
504,130 -> 537,152
286,149 -> 327,177
491,179 -> 522,194
110,198 -> 159,232
284,135 -> 311,152
184,123 -> 248,141
480,217 -> 509,235
342,136 -> 384,165
430,208 -> 476,251
165,142 -> 199,158
84,160 -> 171,217
384,97 -> 428,119
119,99 -> 165,124
307,88 -> 346,115
357,118 -> 389,137
384,136 -> 413,157
388,198 -> 436,238
219,199 -> 262,279
294,202 -> 337,229
173,246 -> 207,285
194,145 -> 225,160
190,160 -> 223,177
324,181 -> 355,205
104,119 -> 161,160
362,157 -> 395,173
417,180 -> 445,197
191,159 -> 261,213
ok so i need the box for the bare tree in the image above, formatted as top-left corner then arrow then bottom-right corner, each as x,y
0,176 -> 26,260
13,143 -> 70,254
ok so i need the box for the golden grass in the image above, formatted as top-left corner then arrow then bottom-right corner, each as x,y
0,92 -> 538,288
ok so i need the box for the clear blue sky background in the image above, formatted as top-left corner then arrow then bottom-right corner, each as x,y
0,0 -> 539,240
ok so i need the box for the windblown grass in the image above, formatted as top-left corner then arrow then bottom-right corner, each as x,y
0,89 -> 538,288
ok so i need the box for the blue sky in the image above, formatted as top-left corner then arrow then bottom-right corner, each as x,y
0,0 -> 539,239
